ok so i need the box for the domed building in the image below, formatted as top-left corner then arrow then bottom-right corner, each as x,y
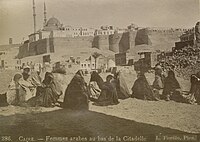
43,17 -> 62,31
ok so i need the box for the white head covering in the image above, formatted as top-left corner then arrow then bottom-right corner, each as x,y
23,65 -> 31,70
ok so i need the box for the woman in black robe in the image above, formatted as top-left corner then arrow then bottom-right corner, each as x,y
188,72 -> 200,104
162,70 -> 182,101
63,70 -> 89,110
96,75 -> 119,106
131,72 -> 158,101
27,72 -> 62,107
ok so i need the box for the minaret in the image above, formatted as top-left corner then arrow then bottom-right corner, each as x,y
44,1 -> 47,27
33,0 -> 36,33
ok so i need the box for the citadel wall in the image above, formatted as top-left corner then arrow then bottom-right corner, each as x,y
29,39 -> 49,56
109,33 -> 123,53
18,39 -> 49,58
147,29 -> 183,51
135,28 -> 152,46
53,36 -> 94,53
109,32 -> 133,53
18,43 -> 29,58
18,28 -> 183,59
92,35 -> 110,50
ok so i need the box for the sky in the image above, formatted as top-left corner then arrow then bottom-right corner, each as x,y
0,0 -> 199,45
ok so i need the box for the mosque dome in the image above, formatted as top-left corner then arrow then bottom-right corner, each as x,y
46,17 -> 61,27
43,17 -> 62,31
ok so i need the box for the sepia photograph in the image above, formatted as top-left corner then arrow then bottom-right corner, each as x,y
0,0 -> 200,141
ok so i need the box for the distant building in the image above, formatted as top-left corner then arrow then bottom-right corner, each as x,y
127,23 -> 138,31
174,28 -> 195,50
115,52 -> 127,66
94,26 -> 115,36
0,43 -> 22,70
29,33 -> 40,42
39,30 -> 51,39
43,17 -> 62,31
115,28 -> 128,34
9,38 -> 13,45
34,17 -> 96,39
80,28 -> 95,37
115,52 -> 134,66
80,57 -> 95,71
79,55 -> 112,72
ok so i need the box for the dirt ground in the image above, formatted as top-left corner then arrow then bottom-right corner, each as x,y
0,69 -> 199,141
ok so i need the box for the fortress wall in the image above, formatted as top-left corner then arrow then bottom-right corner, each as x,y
53,37 -> 94,53
92,36 -> 98,48
18,43 -> 29,59
129,30 -> 137,49
29,39 -> 48,56
92,35 -> 109,50
109,31 -> 137,53
109,33 -> 123,53
49,38 -> 54,53
135,28 -> 152,46
147,29 -> 183,51
119,32 -> 131,52
17,28 -> 184,59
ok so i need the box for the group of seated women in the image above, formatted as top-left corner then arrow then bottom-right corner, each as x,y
4,65 -> 199,110
131,65 -> 199,104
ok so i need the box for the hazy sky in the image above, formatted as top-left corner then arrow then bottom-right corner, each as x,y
0,0 -> 199,45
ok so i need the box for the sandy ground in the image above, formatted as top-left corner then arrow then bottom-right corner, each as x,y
0,70 -> 199,140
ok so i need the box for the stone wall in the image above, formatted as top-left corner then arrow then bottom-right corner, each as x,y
29,39 -> 48,56
18,39 -> 49,59
17,28 -> 184,59
92,35 -> 109,50
109,32 -> 132,53
109,33 -> 122,53
135,28 -> 152,45
18,43 -> 29,58
53,37 -> 94,53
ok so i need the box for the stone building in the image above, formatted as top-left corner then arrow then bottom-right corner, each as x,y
94,26 -> 115,36
0,43 -> 21,70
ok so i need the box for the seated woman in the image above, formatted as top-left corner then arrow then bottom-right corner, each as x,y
6,65 -> 43,106
27,72 -> 62,107
153,65 -> 165,92
112,71 -> 130,99
96,75 -> 119,106
187,72 -> 200,104
162,70 -> 183,102
63,70 -> 89,110
88,71 -> 104,101
6,73 -> 23,105
131,72 -> 158,101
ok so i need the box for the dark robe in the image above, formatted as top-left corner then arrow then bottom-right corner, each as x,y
131,74 -> 158,101
162,70 -> 183,101
27,72 -> 62,107
189,72 -> 200,104
96,81 -> 119,106
63,71 -> 89,110
88,71 -> 104,101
